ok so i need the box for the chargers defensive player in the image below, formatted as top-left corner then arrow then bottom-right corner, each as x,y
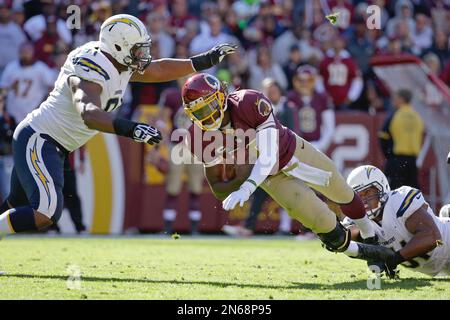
0,14 -> 237,237
346,165 -> 450,277
178,73 -> 394,259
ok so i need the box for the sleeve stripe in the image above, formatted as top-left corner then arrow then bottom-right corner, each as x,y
396,189 -> 420,218
73,57 -> 110,80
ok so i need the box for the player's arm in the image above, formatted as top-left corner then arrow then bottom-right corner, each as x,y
130,44 -> 237,83
205,164 -> 253,201
68,76 -> 162,145
400,204 -> 442,261
222,120 -> 279,210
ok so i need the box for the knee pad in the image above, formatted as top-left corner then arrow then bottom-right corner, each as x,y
317,221 -> 351,252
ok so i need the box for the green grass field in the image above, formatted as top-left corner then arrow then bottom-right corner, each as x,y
0,236 -> 449,300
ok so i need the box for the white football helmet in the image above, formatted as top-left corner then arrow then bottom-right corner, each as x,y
346,165 -> 391,219
99,14 -> 152,73
439,204 -> 450,218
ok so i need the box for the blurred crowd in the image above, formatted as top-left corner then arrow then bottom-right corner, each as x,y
0,0 -> 448,234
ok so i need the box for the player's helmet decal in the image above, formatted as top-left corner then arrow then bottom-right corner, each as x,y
257,98 -> 272,117
182,73 -> 226,131
365,166 -> 375,179
204,75 -> 220,89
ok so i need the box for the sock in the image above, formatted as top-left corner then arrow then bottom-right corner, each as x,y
340,193 -> 374,239
163,209 -> 177,221
190,220 -> 199,234
353,216 -> 375,239
0,206 -> 36,236
279,209 -> 292,233
188,210 -> 201,221
340,192 -> 366,219
163,220 -> 173,234
343,241 -> 359,257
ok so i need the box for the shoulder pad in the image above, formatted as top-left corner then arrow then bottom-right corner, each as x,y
387,186 -> 425,220
70,44 -> 111,84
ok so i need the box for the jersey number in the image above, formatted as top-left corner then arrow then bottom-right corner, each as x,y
11,79 -> 33,97
328,63 -> 348,86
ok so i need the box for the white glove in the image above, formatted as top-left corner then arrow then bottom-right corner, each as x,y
222,181 -> 256,211
133,124 -> 162,145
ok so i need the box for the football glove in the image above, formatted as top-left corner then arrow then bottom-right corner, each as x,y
222,181 -> 256,211
356,243 -> 400,279
133,124 -> 162,145
191,43 -> 238,71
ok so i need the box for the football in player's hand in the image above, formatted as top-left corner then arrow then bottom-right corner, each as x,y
221,164 -> 237,181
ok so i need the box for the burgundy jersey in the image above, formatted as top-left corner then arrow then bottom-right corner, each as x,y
319,51 -> 358,106
287,90 -> 333,142
185,90 -> 296,171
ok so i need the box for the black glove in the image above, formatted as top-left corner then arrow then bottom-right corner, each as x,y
190,43 -> 238,71
132,124 -> 162,145
356,243 -> 401,279
383,251 -> 405,279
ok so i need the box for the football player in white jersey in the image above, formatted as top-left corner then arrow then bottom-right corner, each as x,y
345,165 -> 450,278
0,14 -> 237,237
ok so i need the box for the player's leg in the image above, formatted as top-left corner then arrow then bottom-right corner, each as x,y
186,163 -> 204,234
163,156 -> 184,234
0,124 -> 64,236
260,174 -> 355,254
244,188 -> 268,231
291,135 -> 375,239
0,166 -> 30,236
63,163 -> 86,233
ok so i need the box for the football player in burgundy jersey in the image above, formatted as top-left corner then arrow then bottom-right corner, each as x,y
176,72 -> 397,266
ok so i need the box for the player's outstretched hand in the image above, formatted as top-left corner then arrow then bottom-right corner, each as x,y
133,124 -> 162,145
212,43 -> 238,63
190,43 -> 238,71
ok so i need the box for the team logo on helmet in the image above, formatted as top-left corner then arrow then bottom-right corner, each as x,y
257,98 -> 272,117
365,166 -> 376,179
204,74 -> 220,89
103,17 -> 142,35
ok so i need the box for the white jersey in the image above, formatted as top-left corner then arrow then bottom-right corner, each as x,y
25,41 -> 133,152
0,60 -> 56,123
345,186 -> 450,276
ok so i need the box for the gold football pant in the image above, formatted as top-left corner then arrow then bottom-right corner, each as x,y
260,135 -> 354,234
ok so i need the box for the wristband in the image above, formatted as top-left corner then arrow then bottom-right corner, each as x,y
113,118 -> 137,138
190,53 -> 214,72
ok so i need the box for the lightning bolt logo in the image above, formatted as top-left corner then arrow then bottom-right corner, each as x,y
103,18 -> 142,36
365,166 -> 375,179
30,139 -> 51,207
